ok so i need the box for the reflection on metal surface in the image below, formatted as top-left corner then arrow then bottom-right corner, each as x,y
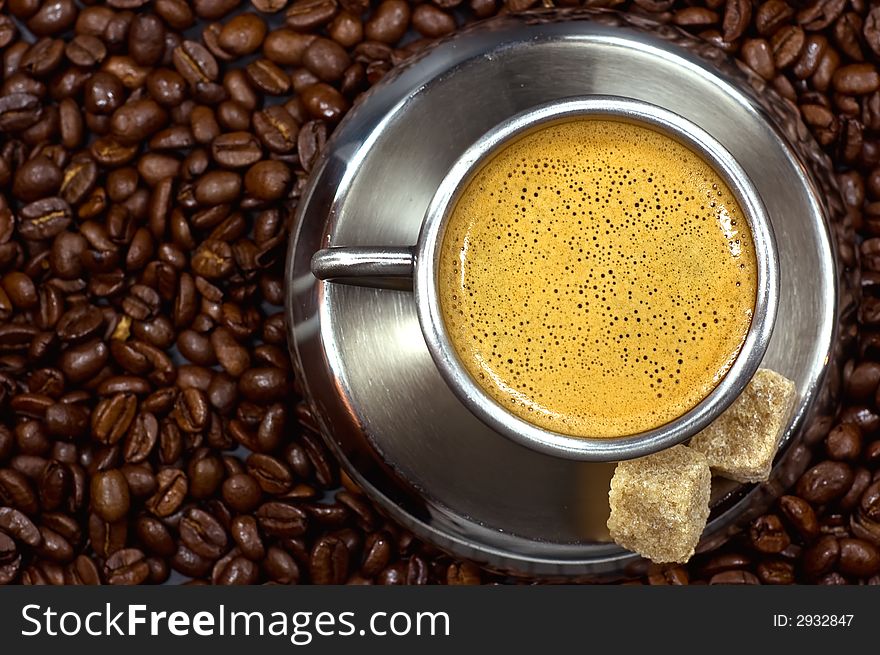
284,9 -> 854,579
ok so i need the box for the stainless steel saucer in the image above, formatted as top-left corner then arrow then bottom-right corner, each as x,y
285,10 -> 853,579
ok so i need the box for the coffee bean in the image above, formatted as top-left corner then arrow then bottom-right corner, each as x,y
173,40 -> 219,86
838,537 -> 880,577
310,535 -> 348,584
756,559 -> 795,585
105,548 -> 150,585
90,469 -> 131,522
302,38 -> 351,83
13,156 -> 62,203
146,468 -> 187,517
825,423 -> 862,461
91,393 -> 137,446
19,197 -> 72,241
447,560 -> 481,585
796,461 -> 855,504
803,535 -> 840,577
365,0 -> 409,43
246,453 -> 293,494
173,388 -> 210,433
286,0 -> 338,31
135,515 -> 175,557
218,14 -> 267,56
708,570 -> 761,585
742,38 -> 776,80
721,0 -> 751,42
88,513 -> 126,560
833,63 -> 880,95
0,468 -> 39,515
264,545 -> 299,583
212,132 -> 263,168
778,495 -> 820,540
253,106 -> 300,154
0,507 -> 42,547
244,160 -> 291,200
242,61 -> 285,97
222,473 -> 263,513
256,501 -> 307,537
328,12 -> 363,48
412,5 -> 455,38
225,516 -> 261,561
180,507 -> 228,559
214,553 -> 259,584
195,171 -> 241,205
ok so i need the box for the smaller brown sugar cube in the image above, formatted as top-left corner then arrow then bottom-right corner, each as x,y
607,445 -> 711,564
689,368 -> 797,484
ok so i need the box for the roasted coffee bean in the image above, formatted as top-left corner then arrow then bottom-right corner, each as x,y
253,105 -> 299,153
185,450 -> 223,500
245,160 -> 291,200
88,513 -> 126,560
796,461 -> 855,504
146,468 -> 187,517
135,515 -> 176,557
90,469 -> 131,523
230,515 -> 264,560
264,545 -> 299,583
837,537 -> 880,577
328,12 -> 362,48
19,197 -> 72,241
35,526 -> 74,563
365,0 -> 409,43
246,453 -> 293,494
708,570 -> 761,585
218,13 -> 267,56
286,0 -> 338,31
750,514 -> 791,554
13,156 -> 62,202
105,548 -> 149,585
309,535 -> 348,584
825,423 -> 862,461
803,535 -> 840,578
255,501 -> 308,537
239,367 -> 287,402
303,38 -> 351,83
91,393 -> 137,446
214,553 -> 259,584
180,507 -> 228,559
412,5 -> 455,38
212,132 -> 262,168
446,560 -> 481,585
301,82 -> 349,122
222,473 -> 263,513
833,63 -> 880,95
778,495 -> 820,540
0,507 -> 42,547
0,468 -> 39,515
173,41 -> 219,86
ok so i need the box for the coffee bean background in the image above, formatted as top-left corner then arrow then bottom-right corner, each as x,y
0,0 -> 879,586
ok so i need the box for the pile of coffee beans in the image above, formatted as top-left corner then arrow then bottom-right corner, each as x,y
0,0 -> 878,586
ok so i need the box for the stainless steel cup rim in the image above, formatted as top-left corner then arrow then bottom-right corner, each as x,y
414,95 -> 779,461
311,94 -> 779,462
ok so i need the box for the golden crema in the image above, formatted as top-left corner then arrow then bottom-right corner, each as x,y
438,119 -> 757,438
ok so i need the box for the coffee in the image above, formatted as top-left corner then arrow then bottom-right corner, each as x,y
438,118 -> 758,438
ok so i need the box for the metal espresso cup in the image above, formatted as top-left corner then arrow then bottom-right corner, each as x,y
310,95 -> 779,462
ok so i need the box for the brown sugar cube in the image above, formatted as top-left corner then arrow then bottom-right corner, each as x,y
689,368 -> 797,484
607,445 -> 711,564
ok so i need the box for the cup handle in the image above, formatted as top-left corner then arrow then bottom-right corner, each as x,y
310,246 -> 416,291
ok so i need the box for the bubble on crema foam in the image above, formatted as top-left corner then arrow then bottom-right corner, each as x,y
438,119 -> 758,439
